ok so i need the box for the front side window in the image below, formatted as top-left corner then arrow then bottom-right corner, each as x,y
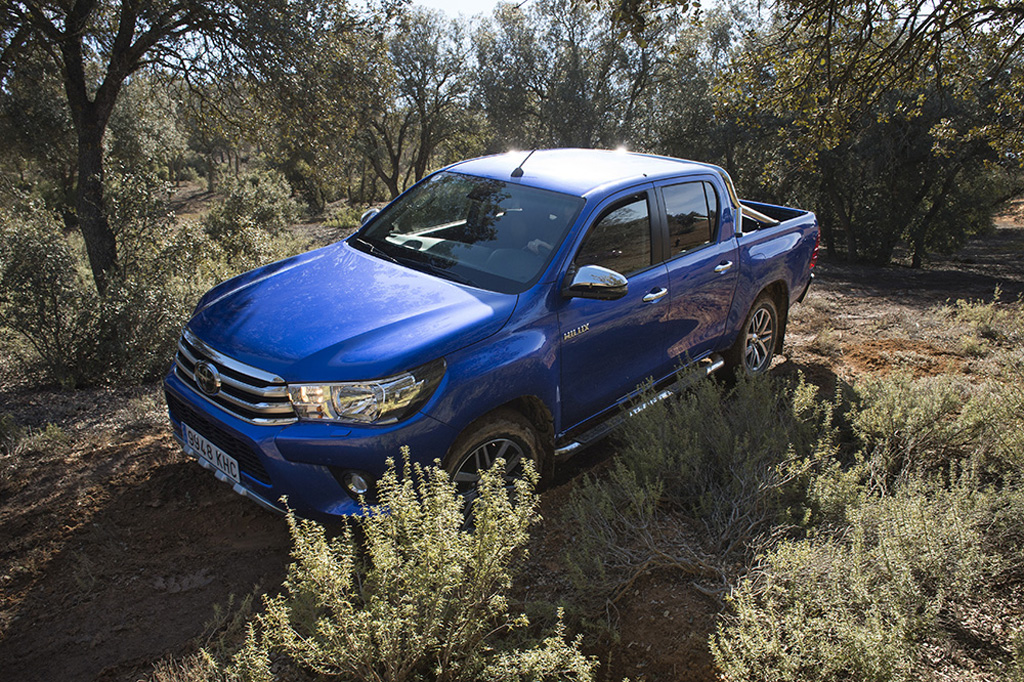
355,171 -> 584,293
574,195 -> 652,277
665,182 -> 716,255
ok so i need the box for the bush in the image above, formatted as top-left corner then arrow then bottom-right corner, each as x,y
0,172 -> 311,388
0,199 -> 197,385
562,373 -> 840,608
323,202 -> 366,233
203,169 -> 302,269
0,205 -> 103,386
712,477 -> 1024,682
948,286 -> 1024,345
944,288 -> 1024,373
713,371 -> 1024,681
848,370 -> 1024,490
225,451 -> 596,682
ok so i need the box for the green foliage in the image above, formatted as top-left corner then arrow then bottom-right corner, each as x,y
712,476 -> 1024,682
0,191 -> 194,386
948,286 -> 1024,347
713,372 -> 1024,681
149,651 -> 226,682
563,373 -> 840,608
203,169 -> 304,271
357,7 -> 481,199
107,75 -> 189,181
478,612 -> 596,682
0,55 -> 76,215
322,203 -> 365,233
712,539 -> 917,682
228,452 -> 595,682
0,171 -> 309,387
716,0 -> 1023,266
851,372 -> 972,485
251,1 -> 386,210
847,370 -> 1024,490
0,204 -> 102,385
204,169 -> 301,239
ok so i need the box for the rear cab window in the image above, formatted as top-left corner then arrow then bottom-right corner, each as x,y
662,180 -> 720,258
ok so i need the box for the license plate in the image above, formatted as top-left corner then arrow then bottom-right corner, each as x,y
183,423 -> 240,484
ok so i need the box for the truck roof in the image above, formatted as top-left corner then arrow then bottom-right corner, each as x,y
446,148 -> 715,198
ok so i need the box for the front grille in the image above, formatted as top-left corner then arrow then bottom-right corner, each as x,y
174,328 -> 296,425
166,391 -> 273,485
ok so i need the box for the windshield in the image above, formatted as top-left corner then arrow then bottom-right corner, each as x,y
354,171 -> 584,294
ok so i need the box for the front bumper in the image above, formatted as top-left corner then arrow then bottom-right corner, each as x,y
163,371 -> 458,521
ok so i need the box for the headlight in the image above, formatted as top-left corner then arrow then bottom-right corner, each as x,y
287,358 -> 446,424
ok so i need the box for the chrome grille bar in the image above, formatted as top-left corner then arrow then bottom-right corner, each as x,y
176,339 -> 289,399
175,329 -> 297,425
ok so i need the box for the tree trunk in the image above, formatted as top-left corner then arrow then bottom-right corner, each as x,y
824,178 -> 855,261
207,155 -> 217,193
75,123 -> 118,295
816,199 -> 836,259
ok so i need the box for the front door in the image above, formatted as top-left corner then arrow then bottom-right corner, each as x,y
558,190 -> 671,432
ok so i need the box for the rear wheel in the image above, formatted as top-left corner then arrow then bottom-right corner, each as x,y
444,409 -> 543,504
724,294 -> 780,377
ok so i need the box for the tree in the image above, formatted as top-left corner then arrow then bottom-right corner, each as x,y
721,0 -> 1024,265
0,46 -> 76,225
474,0 -> 658,151
359,7 -> 477,199
645,4 -> 748,168
250,1 -> 385,211
0,0 -> 361,294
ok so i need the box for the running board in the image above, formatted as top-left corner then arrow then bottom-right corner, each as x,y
553,354 -> 725,459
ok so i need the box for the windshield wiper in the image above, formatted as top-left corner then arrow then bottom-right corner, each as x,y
403,257 -> 473,286
353,235 -> 472,286
351,236 -> 399,264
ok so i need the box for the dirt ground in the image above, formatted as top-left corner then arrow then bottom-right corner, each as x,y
1,201 -> 1022,681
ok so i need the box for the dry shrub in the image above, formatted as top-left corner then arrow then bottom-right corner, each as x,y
563,373 -> 841,609
713,477 -> 1024,682
850,370 -> 1024,490
713,371 -> 1024,681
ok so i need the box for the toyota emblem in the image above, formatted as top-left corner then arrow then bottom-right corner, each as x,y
195,361 -> 222,396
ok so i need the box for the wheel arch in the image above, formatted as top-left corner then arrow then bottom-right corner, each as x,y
762,279 -> 790,354
444,396 -> 555,473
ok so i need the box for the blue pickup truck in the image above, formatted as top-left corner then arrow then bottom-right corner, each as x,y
164,149 -> 819,520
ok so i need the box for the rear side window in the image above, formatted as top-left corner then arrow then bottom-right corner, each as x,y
574,195 -> 651,276
664,181 -> 717,255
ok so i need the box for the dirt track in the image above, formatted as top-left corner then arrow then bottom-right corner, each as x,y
1,202 -> 1022,681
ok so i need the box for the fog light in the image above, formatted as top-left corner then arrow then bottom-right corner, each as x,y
343,472 -> 370,496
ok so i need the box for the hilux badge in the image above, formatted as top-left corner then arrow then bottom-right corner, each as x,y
563,323 -> 590,341
195,361 -> 222,396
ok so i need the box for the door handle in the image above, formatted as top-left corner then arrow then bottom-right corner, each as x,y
642,287 -> 668,302
714,261 -> 734,273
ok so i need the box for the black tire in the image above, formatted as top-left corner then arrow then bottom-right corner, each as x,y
444,409 -> 543,502
724,293 -> 780,377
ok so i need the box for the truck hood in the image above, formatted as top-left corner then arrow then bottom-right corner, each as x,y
186,241 -> 517,380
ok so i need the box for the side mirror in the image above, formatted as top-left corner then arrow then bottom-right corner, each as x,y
360,208 -> 380,225
562,264 -> 628,300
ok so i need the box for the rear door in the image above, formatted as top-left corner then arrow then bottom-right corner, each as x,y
557,189 -> 671,431
656,178 -> 739,363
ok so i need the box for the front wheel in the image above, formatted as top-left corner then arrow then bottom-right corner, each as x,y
444,409 -> 543,503
724,294 -> 780,377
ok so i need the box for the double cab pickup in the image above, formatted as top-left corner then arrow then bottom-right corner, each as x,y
164,149 -> 819,519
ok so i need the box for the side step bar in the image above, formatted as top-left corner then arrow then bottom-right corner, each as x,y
553,354 -> 725,459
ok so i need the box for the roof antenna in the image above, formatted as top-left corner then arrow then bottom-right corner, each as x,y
510,150 -> 535,178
